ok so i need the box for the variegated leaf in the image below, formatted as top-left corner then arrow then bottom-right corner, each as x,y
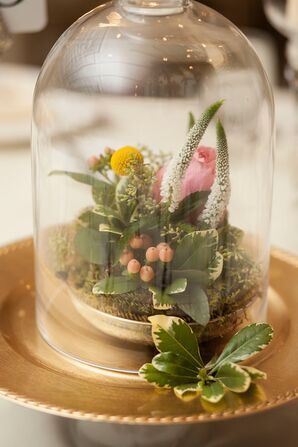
174,229 -> 219,271
216,362 -> 251,393
165,278 -> 188,294
139,364 -> 191,388
201,381 -> 225,403
149,316 -> 204,368
93,204 -> 122,220
93,276 -> 139,294
214,323 -> 274,369
150,287 -> 174,310
174,382 -> 202,400
241,366 -> 267,381
99,224 -> 122,235
177,286 -> 210,327
152,352 -> 198,378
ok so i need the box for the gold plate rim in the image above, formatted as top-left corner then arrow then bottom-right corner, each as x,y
0,239 -> 297,424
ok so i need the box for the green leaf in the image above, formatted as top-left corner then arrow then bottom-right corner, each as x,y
50,170 -> 115,205
205,354 -> 219,370
171,191 -> 210,223
214,323 -> 274,370
165,278 -> 188,294
74,227 -> 118,265
136,213 -> 161,231
174,230 -> 219,271
241,366 -> 267,381
177,286 -> 210,326
216,362 -> 251,393
201,381 -> 225,403
150,286 -> 175,310
93,204 -> 123,221
49,170 -> 108,189
93,275 -> 139,295
174,383 -> 202,399
188,111 -> 196,131
149,315 -> 204,368
77,209 -> 108,230
99,224 -> 122,235
173,254 -> 222,287
152,352 -> 198,377
150,279 -> 189,312
139,363 -> 191,388
172,269 -> 210,287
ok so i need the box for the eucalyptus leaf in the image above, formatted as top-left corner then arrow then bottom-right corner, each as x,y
139,364 -> 192,388
177,286 -> 210,326
74,227 -> 118,265
93,275 -> 139,295
214,323 -> 274,370
152,352 -> 198,377
216,362 -> 251,393
149,315 -> 204,368
201,381 -> 225,403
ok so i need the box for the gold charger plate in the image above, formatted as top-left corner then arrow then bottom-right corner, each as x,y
0,239 -> 297,424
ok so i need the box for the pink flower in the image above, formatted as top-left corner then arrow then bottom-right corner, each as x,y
153,146 -> 216,202
87,155 -> 99,170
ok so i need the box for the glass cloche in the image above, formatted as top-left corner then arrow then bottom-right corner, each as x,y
32,0 -> 274,373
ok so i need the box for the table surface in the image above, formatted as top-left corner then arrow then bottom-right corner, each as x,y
0,81 -> 297,445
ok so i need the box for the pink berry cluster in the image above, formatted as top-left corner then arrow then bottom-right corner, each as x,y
119,235 -> 174,283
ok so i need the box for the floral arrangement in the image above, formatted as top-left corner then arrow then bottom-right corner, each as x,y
49,100 -> 260,341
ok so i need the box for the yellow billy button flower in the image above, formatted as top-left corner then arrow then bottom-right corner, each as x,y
110,146 -> 143,176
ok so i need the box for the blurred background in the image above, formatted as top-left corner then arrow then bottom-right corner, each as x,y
0,0 -> 287,80
1,0 -> 297,251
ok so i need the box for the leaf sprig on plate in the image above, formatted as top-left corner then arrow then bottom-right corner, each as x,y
139,316 -> 273,403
